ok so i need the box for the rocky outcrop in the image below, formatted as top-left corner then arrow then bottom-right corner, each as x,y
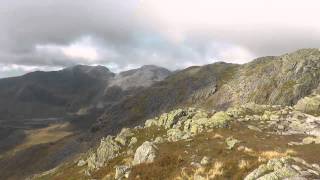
86,136 -> 121,170
205,49 -> 320,109
145,109 -> 187,129
245,157 -> 320,180
228,102 -> 320,138
295,94 -> 320,116
34,103 -> 320,179
132,141 -> 158,165
78,107 -> 234,175
115,165 -> 131,179
115,128 -> 134,146
144,108 -> 233,142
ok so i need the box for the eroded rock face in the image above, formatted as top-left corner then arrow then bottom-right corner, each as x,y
133,141 -> 158,165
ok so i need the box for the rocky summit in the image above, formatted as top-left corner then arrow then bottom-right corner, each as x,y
1,49 -> 320,180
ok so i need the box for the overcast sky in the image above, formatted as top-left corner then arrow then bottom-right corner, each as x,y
1,0 -> 320,77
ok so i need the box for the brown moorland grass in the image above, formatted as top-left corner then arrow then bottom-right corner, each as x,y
37,121 -> 320,180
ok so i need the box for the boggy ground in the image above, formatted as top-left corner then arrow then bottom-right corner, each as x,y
37,121 -> 320,180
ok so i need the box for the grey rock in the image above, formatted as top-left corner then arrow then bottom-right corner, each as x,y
194,175 -> 206,180
225,137 -> 241,150
248,125 -> 262,132
128,137 -> 138,147
77,159 -> 86,167
200,156 -> 211,166
133,141 -> 158,165
115,165 -> 131,179
115,128 -> 134,146
245,157 -> 320,180
154,136 -> 165,144
87,136 -> 121,170
167,128 -> 192,142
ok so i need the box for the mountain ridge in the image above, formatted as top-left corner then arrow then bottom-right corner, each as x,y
1,48 -> 320,179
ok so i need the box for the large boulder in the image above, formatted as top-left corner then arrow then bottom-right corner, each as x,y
87,136 -> 121,170
133,141 -> 158,165
295,94 -> 320,116
208,111 -> 232,128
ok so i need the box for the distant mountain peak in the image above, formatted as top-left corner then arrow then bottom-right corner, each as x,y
109,65 -> 171,90
63,65 -> 115,79
64,64 -> 111,73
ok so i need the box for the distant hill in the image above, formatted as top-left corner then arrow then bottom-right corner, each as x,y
0,65 -> 171,120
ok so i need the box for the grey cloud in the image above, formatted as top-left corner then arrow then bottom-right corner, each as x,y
1,0 -> 320,78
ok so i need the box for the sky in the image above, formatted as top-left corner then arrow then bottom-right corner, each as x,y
1,0 -> 320,77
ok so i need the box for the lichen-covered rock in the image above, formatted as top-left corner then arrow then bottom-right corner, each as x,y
189,123 -> 205,134
225,136 -> 240,150
270,114 -> 280,121
86,151 -> 97,170
184,111 -> 232,133
248,125 -> 262,132
261,111 -> 272,121
115,165 -> 131,179
245,164 -> 271,180
295,94 -> 320,116
258,166 -> 299,180
144,109 -> 188,129
87,136 -> 121,170
115,128 -> 134,146
167,128 -> 192,141
144,118 -> 158,128
245,157 -> 320,180
158,109 -> 187,129
302,136 -> 320,144
77,159 -> 86,167
128,137 -> 138,147
133,141 -> 158,165
191,110 -> 209,120
154,136 -> 165,144
208,111 -> 232,128
309,128 -> 320,137
226,106 -> 246,118
200,156 -> 211,166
